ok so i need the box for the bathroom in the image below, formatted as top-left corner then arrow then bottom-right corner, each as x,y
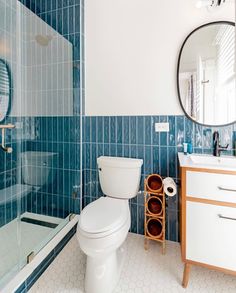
0,0 -> 235,292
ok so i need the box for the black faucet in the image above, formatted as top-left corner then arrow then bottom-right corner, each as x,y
213,131 -> 229,157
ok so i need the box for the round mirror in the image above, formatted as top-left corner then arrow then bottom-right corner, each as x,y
177,22 -> 235,126
0,59 -> 11,122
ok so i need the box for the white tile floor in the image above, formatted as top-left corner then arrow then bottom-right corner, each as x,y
30,233 -> 236,293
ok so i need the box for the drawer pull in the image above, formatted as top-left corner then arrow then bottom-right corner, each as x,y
218,186 -> 236,193
218,214 -> 236,221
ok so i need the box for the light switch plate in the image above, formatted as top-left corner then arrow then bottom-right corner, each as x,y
155,122 -> 169,132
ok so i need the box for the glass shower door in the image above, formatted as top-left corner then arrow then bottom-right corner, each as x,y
16,0 -> 80,268
16,1 -> 71,265
0,0 -> 23,287
0,0 -> 81,288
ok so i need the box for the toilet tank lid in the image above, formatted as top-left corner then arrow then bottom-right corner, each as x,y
97,156 -> 143,168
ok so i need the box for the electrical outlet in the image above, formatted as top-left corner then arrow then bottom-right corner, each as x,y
155,122 -> 169,132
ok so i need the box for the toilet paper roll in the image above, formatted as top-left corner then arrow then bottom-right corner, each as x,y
163,177 -> 177,197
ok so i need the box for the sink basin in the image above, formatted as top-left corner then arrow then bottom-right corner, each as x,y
178,152 -> 236,171
189,154 -> 236,168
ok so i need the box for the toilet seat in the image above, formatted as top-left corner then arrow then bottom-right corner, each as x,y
78,197 -> 129,238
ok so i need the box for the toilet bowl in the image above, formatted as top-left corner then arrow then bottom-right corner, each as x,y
77,156 -> 143,293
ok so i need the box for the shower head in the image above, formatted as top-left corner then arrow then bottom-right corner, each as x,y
35,35 -> 53,46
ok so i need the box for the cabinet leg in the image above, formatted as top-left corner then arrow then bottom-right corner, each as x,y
182,263 -> 191,288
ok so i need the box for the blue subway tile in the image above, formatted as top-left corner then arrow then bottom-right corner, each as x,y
123,145 -> 130,157
110,116 -> 116,143
117,144 -> 123,157
91,117 -> 97,143
176,116 -> 184,147
144,116 -> 151,145
168,147 -> 177,178
137,116 -> 144,145
116,116 -> 123,144
167,209 -> 179,242
110,144 -> 117,157
185,117 -> 194,144
137,205 -> 144,235
168,116 -> 176,146
194,124 -> 202,148
203,128 -> 212,148
152,146 -> 159,174
152,116 -> 159,145
130,204 -> 138,233
123,116 -> 130,144
160,147 -> 168,177
104,144 -> 109,156
104,117 -> 109,143
96,143 -> 103,159
91,144 -> 97,169
130,145 -> 137,158
85,117 -> 91,143
97,117 -> 103,143
130,117 -> 137,144
144,146 -> 152,175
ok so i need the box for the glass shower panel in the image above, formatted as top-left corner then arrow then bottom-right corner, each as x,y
17,0 -> 80,266
0,0 -> 81,288
0,0 -> 23,288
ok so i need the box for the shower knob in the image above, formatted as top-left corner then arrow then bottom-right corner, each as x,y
7,147 -> 13,153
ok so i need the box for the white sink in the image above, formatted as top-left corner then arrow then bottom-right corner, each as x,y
178,152 -> 236,171
189,154 -> 236,168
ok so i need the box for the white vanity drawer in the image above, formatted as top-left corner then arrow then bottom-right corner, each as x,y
186,201 -> 236,271
186,171 -> 236,203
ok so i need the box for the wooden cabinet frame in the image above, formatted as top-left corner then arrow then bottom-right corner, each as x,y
180,166 -> 236,288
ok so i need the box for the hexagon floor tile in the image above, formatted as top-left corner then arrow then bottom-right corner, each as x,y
29,233 -> 236,293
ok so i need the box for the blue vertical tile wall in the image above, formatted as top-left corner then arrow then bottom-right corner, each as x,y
0,117 -> 23,227
83,115 -> 236,242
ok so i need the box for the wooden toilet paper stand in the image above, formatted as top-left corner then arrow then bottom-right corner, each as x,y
144,174 -> 166,254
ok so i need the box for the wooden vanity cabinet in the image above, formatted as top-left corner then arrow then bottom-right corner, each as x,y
180,167 -> 236,288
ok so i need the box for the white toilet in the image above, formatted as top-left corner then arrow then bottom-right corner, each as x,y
77,156 -> 143,293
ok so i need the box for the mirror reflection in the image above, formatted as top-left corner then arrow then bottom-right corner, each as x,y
0,60 -> 11,122
178,22 -> 235,126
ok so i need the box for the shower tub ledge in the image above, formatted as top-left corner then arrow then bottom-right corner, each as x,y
2,214 -> 79,293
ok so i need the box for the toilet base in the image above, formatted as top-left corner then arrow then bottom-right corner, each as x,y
85,244 -> 126,293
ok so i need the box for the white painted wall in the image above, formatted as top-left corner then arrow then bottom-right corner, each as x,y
85,0 -> 235,116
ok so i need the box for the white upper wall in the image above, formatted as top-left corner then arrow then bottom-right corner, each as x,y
85,0 -> 235,116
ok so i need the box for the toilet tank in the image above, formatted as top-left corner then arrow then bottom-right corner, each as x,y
21,151 -> 58,187
97,156 -> 143,199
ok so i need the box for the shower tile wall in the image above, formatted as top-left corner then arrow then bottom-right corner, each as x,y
83,115 -> 236,242
18,0 -> 83,218
0,118 -> 21,227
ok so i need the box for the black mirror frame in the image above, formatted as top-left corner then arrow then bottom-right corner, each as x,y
0,59 -> 12,123
177,21 -> 236,127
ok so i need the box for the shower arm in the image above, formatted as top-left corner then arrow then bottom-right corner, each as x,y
0,124 -> 15,153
